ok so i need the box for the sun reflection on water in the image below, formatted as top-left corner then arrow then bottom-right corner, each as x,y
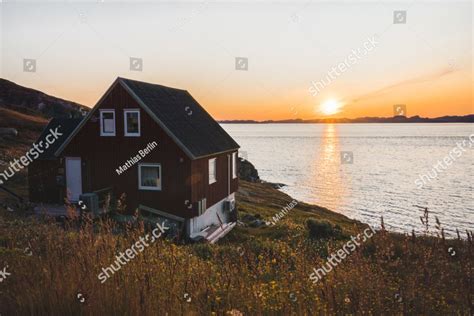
309,124 -> 348,212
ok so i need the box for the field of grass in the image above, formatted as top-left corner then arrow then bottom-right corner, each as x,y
0,107 -> 47,160
0,179 -> 472,315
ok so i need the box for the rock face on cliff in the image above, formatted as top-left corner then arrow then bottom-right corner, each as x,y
238,158 -> 260,183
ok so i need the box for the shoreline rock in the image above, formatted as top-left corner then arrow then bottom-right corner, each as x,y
238,157 -> 286,189
238,158 -> 260,183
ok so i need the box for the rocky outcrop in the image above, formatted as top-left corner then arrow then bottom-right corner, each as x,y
238,158 -> 260,183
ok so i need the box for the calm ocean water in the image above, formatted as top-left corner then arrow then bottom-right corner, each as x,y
222,123 -> 474,237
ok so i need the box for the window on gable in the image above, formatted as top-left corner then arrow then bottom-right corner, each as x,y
232,152 -> 237,179
138,163 -> 162,191
209,158 -> 217,184
100,110 -> 116,136
124,109 -> 140,136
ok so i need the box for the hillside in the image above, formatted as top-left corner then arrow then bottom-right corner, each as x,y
0,107 -> 48,159
0,78 -> 88,119
0,178 -> 471,314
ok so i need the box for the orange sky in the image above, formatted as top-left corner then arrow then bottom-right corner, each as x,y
57,65 -> 472,121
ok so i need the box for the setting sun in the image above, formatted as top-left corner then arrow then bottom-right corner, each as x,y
319,99 -> 343,116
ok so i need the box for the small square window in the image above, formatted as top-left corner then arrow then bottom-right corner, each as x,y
100,110 -> 116,136
124,109 -> 140,136
209,158 -> 217,184
139,163 -> 162,190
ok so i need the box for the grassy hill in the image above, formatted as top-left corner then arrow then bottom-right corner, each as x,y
235,180 -> 365,237
0,107 -> 47,158
0,78 -> 88,119
0,177 -> 472,315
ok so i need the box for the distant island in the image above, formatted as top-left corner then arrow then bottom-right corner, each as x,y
219,114 -> 474,124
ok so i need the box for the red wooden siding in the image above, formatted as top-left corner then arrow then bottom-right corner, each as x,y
191,152 -> 238,206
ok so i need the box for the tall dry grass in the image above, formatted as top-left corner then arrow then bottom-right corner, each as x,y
0,213 -> 472,315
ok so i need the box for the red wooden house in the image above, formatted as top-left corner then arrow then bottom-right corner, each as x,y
29,77 -> 240,242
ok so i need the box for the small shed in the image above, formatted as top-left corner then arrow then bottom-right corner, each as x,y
28,118 -> 82,203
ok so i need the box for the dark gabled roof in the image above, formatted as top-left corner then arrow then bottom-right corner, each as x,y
36,118 -> 82,160
119,78 -> 239,159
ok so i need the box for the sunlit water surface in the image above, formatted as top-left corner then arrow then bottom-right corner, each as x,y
222,123 -> 474,237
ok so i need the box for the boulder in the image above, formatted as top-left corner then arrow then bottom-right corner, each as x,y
238,158 -> 260,182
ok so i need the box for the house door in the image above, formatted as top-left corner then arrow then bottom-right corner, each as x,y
66,157 -> 82,202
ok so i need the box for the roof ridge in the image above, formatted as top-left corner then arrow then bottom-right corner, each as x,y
117,77 -> 188,92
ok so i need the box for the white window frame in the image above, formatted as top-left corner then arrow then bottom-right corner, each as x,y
232,152 -> 237,179
138,163 -> 162,191
209,158 -> 217,184
124,109 -> 141,137
100,109 -> 116,136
